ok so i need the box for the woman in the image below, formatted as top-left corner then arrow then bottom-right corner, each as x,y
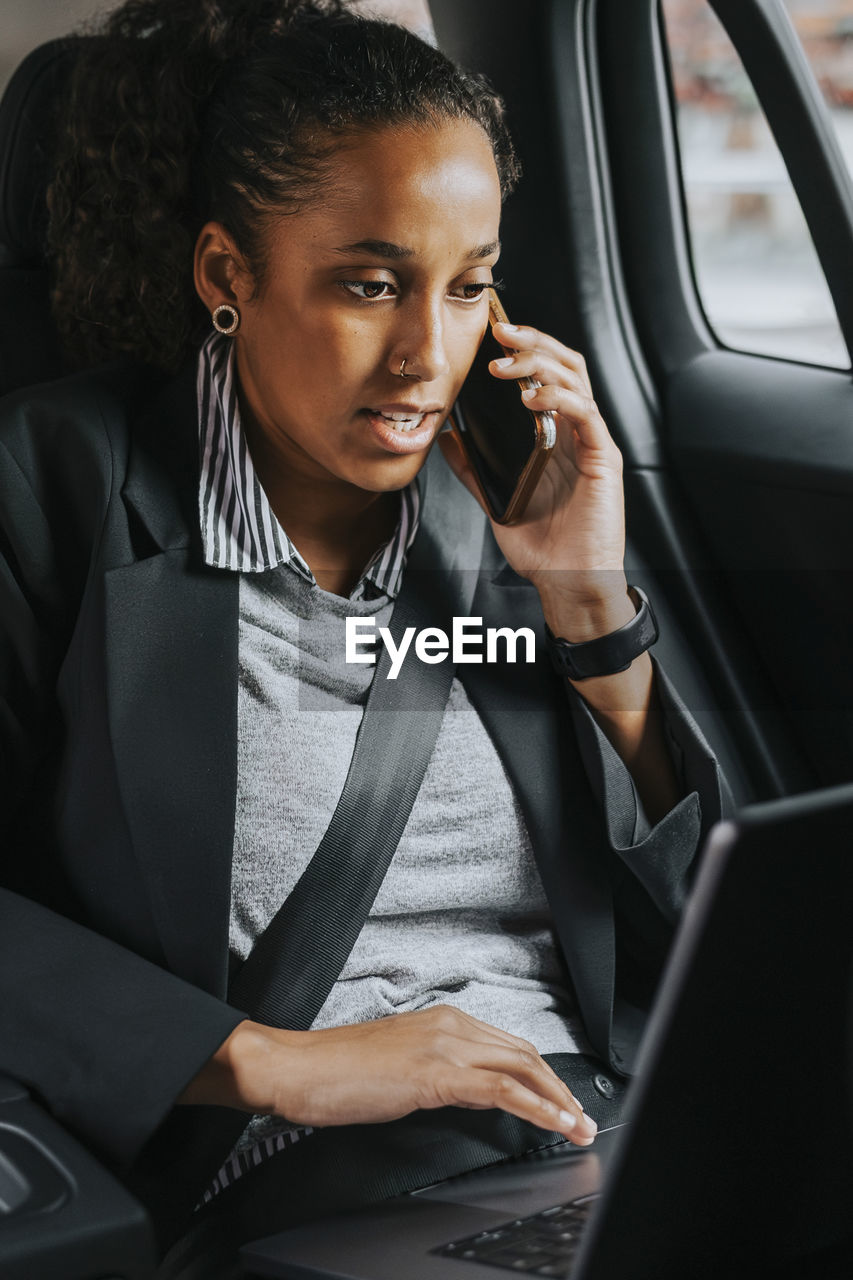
0,0 -> 723,1273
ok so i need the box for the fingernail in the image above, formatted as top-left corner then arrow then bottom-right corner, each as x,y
496,321 -> 519,332
558,1110 -> 577,1129
493,356 -> 513,369
521,387 -> 537,400
581,1115 -> 598,1135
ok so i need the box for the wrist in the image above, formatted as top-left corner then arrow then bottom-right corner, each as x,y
538,579 -> 633,643
544,586 -> 659,684
176,1019 -> 250,1108
178,1019 -> 300,1113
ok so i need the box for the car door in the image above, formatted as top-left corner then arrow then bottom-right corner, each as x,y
431,0 -> 853,801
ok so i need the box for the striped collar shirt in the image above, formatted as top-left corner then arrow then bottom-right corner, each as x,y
196,331 -> 420,600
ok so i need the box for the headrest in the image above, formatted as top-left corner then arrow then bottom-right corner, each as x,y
0,39 -> 83,267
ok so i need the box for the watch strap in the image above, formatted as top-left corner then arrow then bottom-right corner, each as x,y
545,585 -> 658,681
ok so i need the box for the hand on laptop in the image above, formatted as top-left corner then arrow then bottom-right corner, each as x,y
180,1006 -> 598,1144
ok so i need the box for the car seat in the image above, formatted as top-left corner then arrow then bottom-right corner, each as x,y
0,38 -> 82,398
0,37 -> 157,1280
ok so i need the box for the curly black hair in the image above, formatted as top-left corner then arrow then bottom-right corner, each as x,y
47,0 -> 519,372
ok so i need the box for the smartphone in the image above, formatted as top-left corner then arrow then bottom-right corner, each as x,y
449,290 -> 557,525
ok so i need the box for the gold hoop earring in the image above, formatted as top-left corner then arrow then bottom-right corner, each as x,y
212,304 -> 240,335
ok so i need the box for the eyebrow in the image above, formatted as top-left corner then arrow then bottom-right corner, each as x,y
330,238 -> 501,261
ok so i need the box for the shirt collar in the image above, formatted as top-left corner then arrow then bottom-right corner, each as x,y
196,331 -> 420,600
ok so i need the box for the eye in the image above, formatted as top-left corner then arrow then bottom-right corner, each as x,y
451,282 -> 491,302
450,277 -> 503,302
339,279 -> 397,300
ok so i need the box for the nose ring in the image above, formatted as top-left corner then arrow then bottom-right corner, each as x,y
399,358 -> 417,379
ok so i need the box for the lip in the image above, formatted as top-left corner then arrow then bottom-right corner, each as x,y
361,405 -> 445,455
367,402 -> 445,416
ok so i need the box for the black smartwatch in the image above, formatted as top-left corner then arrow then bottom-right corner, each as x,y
545,585 -> 658,681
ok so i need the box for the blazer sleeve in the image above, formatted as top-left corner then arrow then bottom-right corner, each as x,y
0,390 -> 244,1171
565,658 -> 728,924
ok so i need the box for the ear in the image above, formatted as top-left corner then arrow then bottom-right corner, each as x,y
193,222 -> 256,316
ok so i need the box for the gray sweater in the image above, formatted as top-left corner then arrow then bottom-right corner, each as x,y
231,565 -> 590,1055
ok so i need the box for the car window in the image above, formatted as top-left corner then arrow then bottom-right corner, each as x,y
661,0 -> 850,369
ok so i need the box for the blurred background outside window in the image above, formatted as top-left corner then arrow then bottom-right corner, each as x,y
662,0 -> 853,369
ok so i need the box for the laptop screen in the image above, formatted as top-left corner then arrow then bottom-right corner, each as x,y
576,784 -> 853,1279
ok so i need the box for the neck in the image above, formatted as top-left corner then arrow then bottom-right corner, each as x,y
243,420 -> 401,598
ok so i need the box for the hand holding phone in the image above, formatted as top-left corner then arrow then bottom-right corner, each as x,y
449,290 -> 556,525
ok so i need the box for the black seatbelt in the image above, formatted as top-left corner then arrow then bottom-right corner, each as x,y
155,485 -> 490,1229
228,526 -> 483,1028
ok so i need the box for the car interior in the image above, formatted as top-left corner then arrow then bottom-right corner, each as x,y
1,0 -> 852,1276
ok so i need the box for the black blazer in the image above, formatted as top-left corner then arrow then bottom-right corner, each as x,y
0,362 -> 723,1214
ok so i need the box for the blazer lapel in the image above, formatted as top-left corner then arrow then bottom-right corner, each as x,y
460,543 -> 617,1060
102,404 -> 616,1043
105,367 -> 238,996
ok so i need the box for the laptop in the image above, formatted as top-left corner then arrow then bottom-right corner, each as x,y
242,784 -> 853,1280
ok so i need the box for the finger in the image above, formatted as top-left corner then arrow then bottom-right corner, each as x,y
489,350 -> 588,396
450,1014 -> 591,1117
418,1012 -> 594,1131
360,1005 -> 590,1127
521,385 -> 621,461
492,321 -> 591,386
510,1040 -> 593,1119
463,1042 -> 595,1135
435,1067 -> 597,1145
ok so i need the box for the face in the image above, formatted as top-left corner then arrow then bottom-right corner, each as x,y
211,117 -> 502,496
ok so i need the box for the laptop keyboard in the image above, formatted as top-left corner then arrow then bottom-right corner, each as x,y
431,1194 -> 599,1276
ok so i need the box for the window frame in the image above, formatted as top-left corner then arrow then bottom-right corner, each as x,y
597,0 -> 853,376
432,0 -> 846,797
